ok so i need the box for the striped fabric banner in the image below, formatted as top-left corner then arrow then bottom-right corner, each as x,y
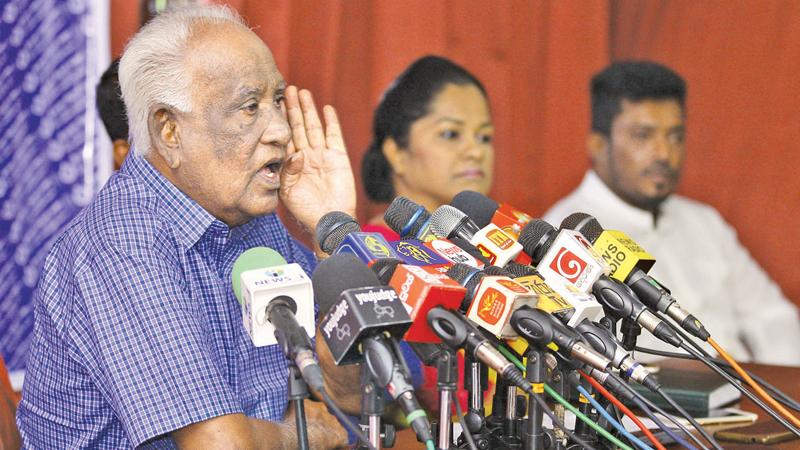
0,0 -> 110,374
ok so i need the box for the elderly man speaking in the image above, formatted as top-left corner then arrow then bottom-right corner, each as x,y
17,6 -> 357,449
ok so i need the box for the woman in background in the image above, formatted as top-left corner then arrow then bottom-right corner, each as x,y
360,55 -> 496,413
361,55 -> 495,239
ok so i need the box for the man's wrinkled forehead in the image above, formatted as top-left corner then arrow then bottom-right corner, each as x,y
183,22 -> 283,108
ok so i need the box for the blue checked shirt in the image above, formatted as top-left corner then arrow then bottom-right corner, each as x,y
16,154 -> 317,448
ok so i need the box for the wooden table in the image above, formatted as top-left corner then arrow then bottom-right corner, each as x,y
393,361 -> 800,449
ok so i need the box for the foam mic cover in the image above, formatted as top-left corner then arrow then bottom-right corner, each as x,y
384,196 -> 437,241
316,211 -> 362,255
314,254 -> 412,365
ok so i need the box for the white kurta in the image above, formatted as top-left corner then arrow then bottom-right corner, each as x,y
544,170 -> 800,366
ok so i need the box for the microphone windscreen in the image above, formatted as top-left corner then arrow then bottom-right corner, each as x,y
445,262 -> 485,310
560,212 -> 603,241
518,219 -> 557,262
312,254 -> 382,315
370,258 -> 403,285
316,211 -> 361,254
231,247 -> 286,305
384,196 -> 431,237
450,190 -> 498,228
504,262 -> 537,278
482,265 -> 513,277
430,205 -> 467,238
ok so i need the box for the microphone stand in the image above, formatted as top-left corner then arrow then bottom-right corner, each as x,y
359,363 -> 384,450
437,347 -> 458,450
572,377 -> 598,448
460,355 -> 492,449
523,347 -> 548,450
287,363 -> 310,450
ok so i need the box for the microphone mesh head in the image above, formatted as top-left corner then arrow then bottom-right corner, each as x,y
450,190 -> 498,228
504,262 -> 537,277
445,263 -> 478,284
445,263 -> 485,310
482,265 -> 513,277
316,211 -> 361,255
384,196 -> 430,237
312,254 -> 381,315
518,219 -> 557,264
430,205 -> 467,238
559,212 -> 603,242
370,258 -> 403,285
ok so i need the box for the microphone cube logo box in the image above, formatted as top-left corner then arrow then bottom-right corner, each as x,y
538,229 -> 610,293
389,264 -> 466,343
240,263 -> 315,347
466,276 -> 537,338
319,286 -> 412,365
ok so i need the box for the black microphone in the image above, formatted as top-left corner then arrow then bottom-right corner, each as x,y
426,307 -> 532,393
384,196 -> 437,241
509,306 -> 612,373
574,320 -> 660,390
314,254 -> 433,445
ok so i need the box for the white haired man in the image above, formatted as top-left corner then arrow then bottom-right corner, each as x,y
17,6 -> 358,448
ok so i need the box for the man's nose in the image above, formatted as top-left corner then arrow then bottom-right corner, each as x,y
263,111 -> 291,147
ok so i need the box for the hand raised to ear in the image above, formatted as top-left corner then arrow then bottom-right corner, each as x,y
280,86 -> 356,236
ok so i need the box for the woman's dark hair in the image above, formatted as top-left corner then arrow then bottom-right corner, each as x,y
362,55 -> 487,202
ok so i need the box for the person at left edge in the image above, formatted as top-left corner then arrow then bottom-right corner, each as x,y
17,6 -> 358,449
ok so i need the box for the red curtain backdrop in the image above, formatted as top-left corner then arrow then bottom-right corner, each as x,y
110,0 -> 800,306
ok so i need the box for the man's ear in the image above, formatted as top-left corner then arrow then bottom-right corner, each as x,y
587,131 -> 609,167
112,139 -> 130,171
148,105 -> 182,169
381,137 -> 405,177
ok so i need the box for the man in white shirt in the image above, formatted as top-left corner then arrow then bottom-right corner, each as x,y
544,61 -> 800,366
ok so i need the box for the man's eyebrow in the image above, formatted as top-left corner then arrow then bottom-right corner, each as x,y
234,86 -> 264,102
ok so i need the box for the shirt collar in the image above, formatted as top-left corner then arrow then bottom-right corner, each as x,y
578,170 -> 673,230
123,153 -> 223,250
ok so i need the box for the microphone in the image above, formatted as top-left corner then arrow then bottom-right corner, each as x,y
314,254 -> 433,444
519,220 -> 683,347
370,258 -> 466,343
509,306 -> 612,373
574,320 -> 659,390
317,211 -> 401,262
445,263 -> 538,339
450,190 -> 533,239
561,213 -> 710,341
231,247 -> 322,391
427,307 -> 532,393
430,205 -> 524,267
384,196 -> 438,241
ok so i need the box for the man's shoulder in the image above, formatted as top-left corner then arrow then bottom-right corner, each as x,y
667,194 -> 729,227
53,173 -> 177,264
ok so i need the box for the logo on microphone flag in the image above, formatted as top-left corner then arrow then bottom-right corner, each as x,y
549,247 -> 588,284
476,288 -> 506,325
486,229 -> 515,250
396,241 -> 434,263
362,235 -> 393,258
